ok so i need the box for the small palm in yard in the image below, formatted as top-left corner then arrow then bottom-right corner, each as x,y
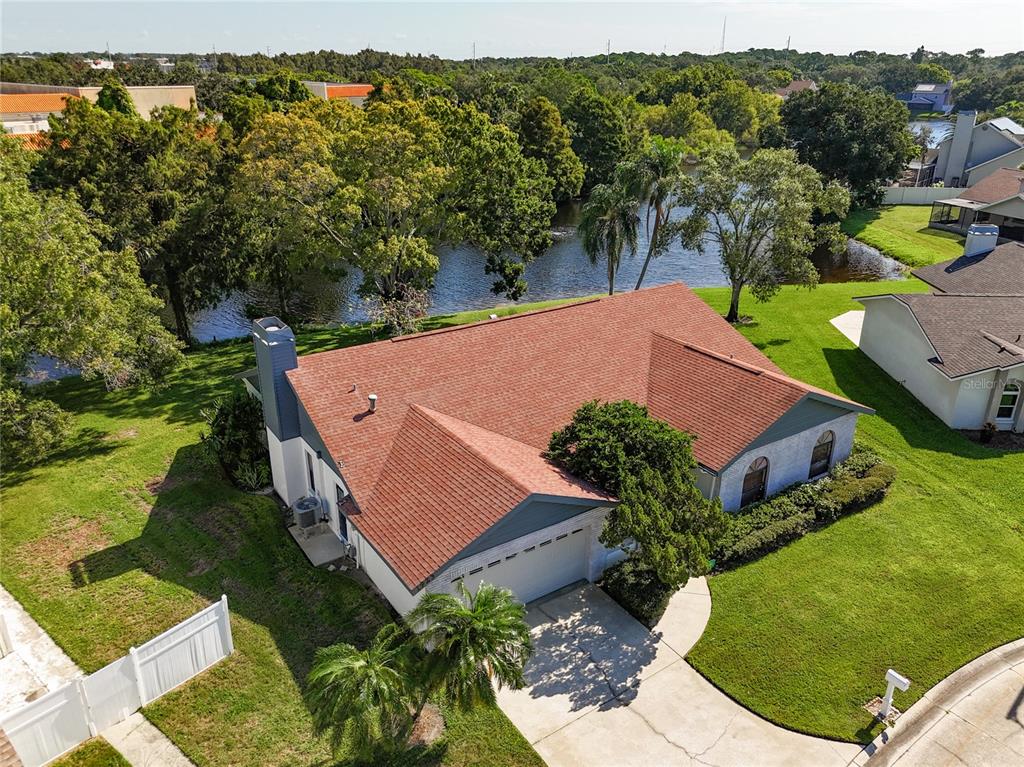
578,172 -> 640,295
304,623 -> 414,761
408,582 -> 533,711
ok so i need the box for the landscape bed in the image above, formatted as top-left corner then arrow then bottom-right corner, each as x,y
3,283 -> 1023,759
841,205 -> 964,267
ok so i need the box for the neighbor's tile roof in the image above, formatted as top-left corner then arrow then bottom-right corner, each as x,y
913,242 -> 1024,296
8,132 -> 49,150
774,79 -> 817,97
325,84 -> 373,99
959,167 -> 1024,205
288,283 -> 870,589
889,294 -> 1024,378
0,93 -> 73,115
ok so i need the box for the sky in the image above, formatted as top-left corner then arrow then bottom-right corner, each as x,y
2,1 -> 1022,59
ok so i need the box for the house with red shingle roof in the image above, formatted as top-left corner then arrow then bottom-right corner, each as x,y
252,283 -> 872,613
301,81 -> 374,106
856,225 -> 1024,433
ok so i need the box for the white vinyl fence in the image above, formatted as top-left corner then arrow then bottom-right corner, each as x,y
881,186 -> 967,205
1,596 -> 233,767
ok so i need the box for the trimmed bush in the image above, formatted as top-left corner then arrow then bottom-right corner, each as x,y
716,446 -> 895,567
601,558 -> 675,626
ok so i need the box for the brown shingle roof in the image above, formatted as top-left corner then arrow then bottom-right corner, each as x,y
889,294 -> 1024,378
288,283 -> 870,589
912,242 -> 1024,296
960,167 -> 1024,204
0,93 -> 72,115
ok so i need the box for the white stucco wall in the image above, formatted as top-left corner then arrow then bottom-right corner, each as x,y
716,412 -> 858,511
859,298 -> 962,426
266,429 -> 307,506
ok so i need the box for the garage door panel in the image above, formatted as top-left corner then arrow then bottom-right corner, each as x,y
461,528 -> 589,604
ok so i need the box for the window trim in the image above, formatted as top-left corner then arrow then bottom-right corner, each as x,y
305,451 -> 317,495
996,383 -> 1020,422
741,457 -> 769,507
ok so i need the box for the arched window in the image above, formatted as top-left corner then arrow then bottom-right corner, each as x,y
997,383 -> 1021,421
809,430 -> 835,479
741,457 -> 769,507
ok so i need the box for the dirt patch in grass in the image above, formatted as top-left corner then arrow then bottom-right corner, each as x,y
145,473 -> 189,495
104,427 -> 139,441
22,518 -> 111,571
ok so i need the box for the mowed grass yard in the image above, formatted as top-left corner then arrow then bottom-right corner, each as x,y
1,302 -> 567,767
688,282 -> 1024,743
842,205 -> 964,266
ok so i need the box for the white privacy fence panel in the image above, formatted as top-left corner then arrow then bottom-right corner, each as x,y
881,186 -> 966,204
0,596 -> 232,767
1,684 -> 90,767
135,597 -> 232,704
81,655 -> 140,732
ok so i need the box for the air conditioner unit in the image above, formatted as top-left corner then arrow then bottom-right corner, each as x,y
293,496 -> 320,529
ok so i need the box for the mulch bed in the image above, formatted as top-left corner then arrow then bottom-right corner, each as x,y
960,430 -> 1024,451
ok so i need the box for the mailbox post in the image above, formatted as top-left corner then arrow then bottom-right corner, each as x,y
881,668 -> 910,718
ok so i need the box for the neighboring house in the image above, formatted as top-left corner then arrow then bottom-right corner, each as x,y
929,167 -> 1024,242
773,79 -> 818,99
857,225 -> 1024,433
931,111 -> 1024,188
84,58 -> 115,70
896,82 -> 954,114
301,81 -> 374,106
251,283 -> 872,613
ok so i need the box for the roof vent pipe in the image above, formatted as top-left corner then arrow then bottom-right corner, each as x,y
368,393 -> 378,413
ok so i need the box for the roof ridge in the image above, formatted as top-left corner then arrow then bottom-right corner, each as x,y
982,332 -> 1024,357
405,404 -> 535,496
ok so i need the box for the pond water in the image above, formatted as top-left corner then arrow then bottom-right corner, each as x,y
909,119 -> 952,147
187,203 -> 905,343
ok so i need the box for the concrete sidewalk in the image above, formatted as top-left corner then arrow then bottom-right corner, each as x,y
0,586 -> 194,767
863,638 -> 1024,766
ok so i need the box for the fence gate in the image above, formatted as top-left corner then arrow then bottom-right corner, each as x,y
0,595 -> 233,767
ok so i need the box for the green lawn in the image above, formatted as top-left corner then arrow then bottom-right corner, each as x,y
51,739 -> 130,767
0,303 -> 562,767
842,205 -> 964,266
688,282 -> 1024,743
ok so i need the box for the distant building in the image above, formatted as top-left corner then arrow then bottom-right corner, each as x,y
773,79 -> 817,99
301,81 -> 375,107
84,58 -> 115,70
1,82 -> 198,148
930,111 -> 1024,187
896,82 -> 954,114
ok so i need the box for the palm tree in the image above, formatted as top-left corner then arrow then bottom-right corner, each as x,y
304,623 -> 414,760
578,174 -> 640,295
620,138 -> 687,290
407,582 -> 533,711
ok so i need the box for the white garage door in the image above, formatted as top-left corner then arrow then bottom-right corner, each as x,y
461,527 -> 590,604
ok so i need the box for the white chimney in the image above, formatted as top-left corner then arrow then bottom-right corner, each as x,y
963,224 -> 999,258
368,393 -> 378,413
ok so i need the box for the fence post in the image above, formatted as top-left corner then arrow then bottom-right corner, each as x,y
219,594 -> 234,656
129,646 -> 147,706
74,677 -> 98,736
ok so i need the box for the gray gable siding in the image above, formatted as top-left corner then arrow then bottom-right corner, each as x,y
457,497 -> 605,560
252,319 -> 300,441
296,395 -> 345,478
739,397 -> 850,456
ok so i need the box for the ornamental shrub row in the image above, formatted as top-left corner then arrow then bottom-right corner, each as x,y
601,557 -> 675,627
716,446 -> 896,568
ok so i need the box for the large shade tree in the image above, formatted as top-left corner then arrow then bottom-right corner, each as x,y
775,82 -> 917,203
677,146 -> 850,323
516,96 -> 584,202
34,97 -> 236,342
0,138 -> 182,465
563,88 -> 630,192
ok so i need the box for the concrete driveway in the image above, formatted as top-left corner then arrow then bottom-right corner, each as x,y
865,638 -> 1024,767
497,582 -> 862,767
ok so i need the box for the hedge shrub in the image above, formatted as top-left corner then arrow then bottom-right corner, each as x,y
716,446 -> 895,567
200,387 -> 271,491
601,557 -> 675,626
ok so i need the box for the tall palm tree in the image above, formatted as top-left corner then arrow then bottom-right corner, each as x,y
304,623 -> 414,760
620,138 -> 687,290
407,582 -> 533,711
578,175 -> 640,295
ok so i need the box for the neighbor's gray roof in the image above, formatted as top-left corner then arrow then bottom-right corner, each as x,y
912,242 -> 1024,296
990,116 -> 1024,136
890,294 -> 1024,378
959,168 -> 1024,205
